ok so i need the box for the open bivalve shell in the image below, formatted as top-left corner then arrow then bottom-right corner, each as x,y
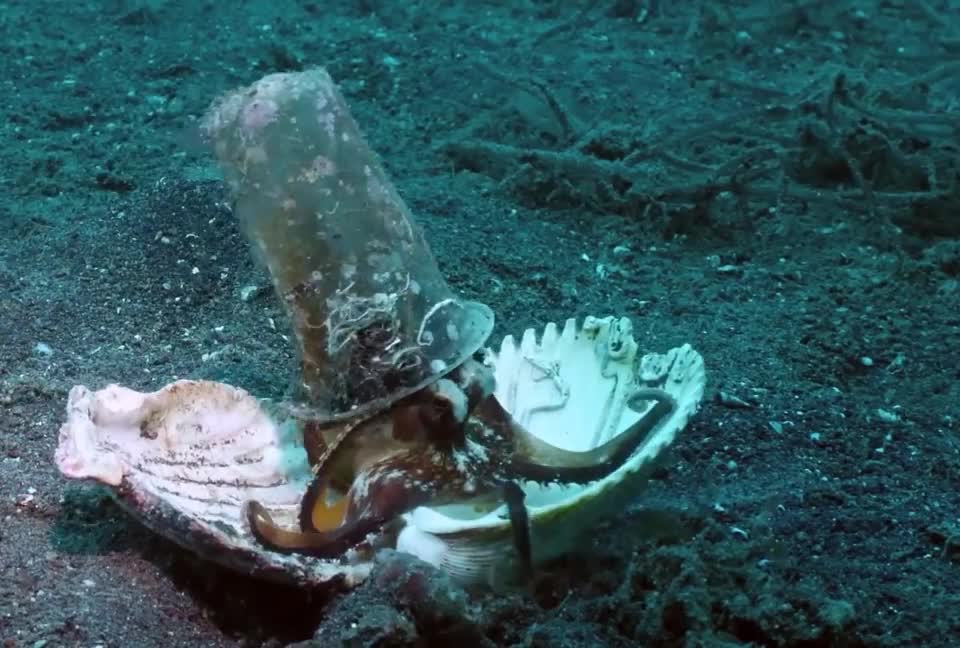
395,316 -> 706,585
54,316 -> 705,588
55,381 -> 373,587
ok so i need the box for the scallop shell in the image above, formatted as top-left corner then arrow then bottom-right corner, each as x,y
55,380 -> 373,587
54,315 -> 705,588
395,316 -> 706,584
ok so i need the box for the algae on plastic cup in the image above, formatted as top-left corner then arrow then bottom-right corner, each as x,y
201,68 -> 494,420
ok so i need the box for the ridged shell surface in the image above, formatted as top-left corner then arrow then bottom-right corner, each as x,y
396,316 -> 706,584
54,316 -> 705,587
54,380 -> 372,587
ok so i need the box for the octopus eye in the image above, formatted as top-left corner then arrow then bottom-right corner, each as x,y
416,395 -> 467,446
421,397 -> 453,427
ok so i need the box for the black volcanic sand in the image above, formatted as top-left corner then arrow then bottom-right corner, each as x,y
2,1 -> 959,646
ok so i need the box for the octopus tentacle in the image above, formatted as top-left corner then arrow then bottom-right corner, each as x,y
247,362 -> 665,559
248,449 -> 460,558
247,500 -> 387,559
476,387 -> 677,484
501,481 -> 533,580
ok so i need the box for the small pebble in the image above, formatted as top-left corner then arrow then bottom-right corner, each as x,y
876,408 -> 901,423
240,285 -> 259,301
717,391 -> 752,409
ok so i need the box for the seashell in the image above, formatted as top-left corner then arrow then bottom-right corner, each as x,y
395,316 -> 706,584
55,380 -> 373,587
54,315 -> 705,587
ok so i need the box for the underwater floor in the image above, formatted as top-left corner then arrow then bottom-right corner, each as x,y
2,1 -> 959,646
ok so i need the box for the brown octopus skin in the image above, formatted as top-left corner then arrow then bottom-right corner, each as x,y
495,387 -> 677,484
247,366 -> 490,559
246,389 -> 676,560
245,353 -> 676,561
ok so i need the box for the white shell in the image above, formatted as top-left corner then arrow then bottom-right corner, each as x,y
395,316 -> 706,584
55,380 -> 372,587
54,315 -> 705,587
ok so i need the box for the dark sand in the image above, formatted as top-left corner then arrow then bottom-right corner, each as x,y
2,1 -> 959,646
